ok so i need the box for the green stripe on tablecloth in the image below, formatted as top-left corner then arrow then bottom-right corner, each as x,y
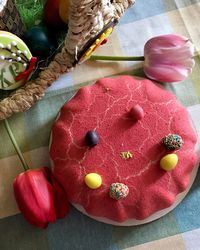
0,114 -> 29,159
0,213 -> 50,250
0,207 -> 117,250
47,208 -> 117,250
23,91 -> 77,151
113,212 -> 179,249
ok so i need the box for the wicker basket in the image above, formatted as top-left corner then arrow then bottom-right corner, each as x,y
0,0 -> 135,120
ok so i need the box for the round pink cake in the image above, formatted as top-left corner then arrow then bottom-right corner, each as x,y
50,76 -> 198,224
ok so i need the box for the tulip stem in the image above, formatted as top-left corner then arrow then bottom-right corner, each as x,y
4,119 -> 30,171
90,55 -> 145,61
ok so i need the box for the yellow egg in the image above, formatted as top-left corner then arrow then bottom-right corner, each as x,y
160,153 -> 178,171
59,0 -> 70,24
84,173 -> 102,189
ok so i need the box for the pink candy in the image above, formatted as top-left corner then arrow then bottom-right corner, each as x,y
130,104 -> 144,121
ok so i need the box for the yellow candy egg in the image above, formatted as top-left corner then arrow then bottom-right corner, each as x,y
59,0 -> 70,24
84,173 -> 102,189
160,153 -> 178,171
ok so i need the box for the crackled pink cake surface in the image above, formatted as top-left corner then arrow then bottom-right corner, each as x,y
50,76 -> 198,222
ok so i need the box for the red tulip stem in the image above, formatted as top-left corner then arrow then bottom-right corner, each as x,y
90,55 -> 145,61
4,119 -> 30,171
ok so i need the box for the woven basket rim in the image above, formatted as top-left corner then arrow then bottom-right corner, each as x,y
0,0 -> 135,120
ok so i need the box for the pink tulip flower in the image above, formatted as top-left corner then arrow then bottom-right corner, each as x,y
143,34 -> 195,82
90,34 -> 195,83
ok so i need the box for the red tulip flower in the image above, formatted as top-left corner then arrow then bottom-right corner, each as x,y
4,119 -> 69,229
13,167 -> 57,228
90,34 -> 195,83
50,172 -> 70,219
13,167 -> 69,229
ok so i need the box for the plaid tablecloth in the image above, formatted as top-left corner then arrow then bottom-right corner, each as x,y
0,0 -> 200,249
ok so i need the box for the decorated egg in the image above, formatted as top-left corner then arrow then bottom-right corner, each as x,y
163,134 -> 183,150
109,183 -> 129,200
84,173 -> 102,189
160,153 -> 178,171
23,26 -> 57,59
59,0 -> 70,24
0,31 -> 35,90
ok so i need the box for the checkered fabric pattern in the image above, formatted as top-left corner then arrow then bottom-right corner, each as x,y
0,1 -> 200,249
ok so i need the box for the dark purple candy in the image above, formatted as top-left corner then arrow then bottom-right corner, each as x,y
85,130 -> 99,147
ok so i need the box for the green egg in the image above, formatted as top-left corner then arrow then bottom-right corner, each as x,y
23,26 -> 57,59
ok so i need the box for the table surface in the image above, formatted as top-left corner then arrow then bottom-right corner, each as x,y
1,0 -> 200,249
